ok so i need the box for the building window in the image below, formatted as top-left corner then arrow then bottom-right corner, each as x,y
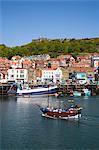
12,70 -> 14,73
20,70 -> 24,73
20,75 -> 24,78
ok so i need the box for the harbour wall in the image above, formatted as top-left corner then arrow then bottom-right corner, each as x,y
58,84 -> 99,96
0,83 -> 99,96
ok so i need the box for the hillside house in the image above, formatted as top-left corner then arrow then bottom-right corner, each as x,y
22,58 -> 32,69
91,56 -> 99,69
48,58 -> 60,68
10,56 -> 22,68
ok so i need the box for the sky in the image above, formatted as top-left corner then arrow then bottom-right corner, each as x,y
1,0 -> 99,47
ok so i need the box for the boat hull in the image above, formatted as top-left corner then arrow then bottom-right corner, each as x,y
17,86 -> 58,96
42,113 -> 81,119
40,107 -> 82,120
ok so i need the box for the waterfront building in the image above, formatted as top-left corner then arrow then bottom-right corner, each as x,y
7,68 -> 28,83
0,57 -> 10,83
91,56 -> 99,69
28,68 -> 37,84
41,68 -> 62,84
75,72 -> 88,84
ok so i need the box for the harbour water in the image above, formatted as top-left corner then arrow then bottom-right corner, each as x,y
1,95 -> 99,149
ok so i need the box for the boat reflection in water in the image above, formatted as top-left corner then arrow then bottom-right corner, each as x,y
16,96 -> 49,106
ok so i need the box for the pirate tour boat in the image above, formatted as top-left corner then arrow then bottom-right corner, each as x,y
40,104 -> 82,120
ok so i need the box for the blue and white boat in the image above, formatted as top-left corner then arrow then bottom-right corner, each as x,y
16,85 -> 58,97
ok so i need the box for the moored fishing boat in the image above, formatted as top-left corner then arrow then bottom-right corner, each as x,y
16,85 -> 58,97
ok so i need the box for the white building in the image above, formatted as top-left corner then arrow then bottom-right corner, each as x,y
92,56 -> 99,68
41,68 -> 62,83
7,68 -> 28,83
10,56 -> 22,69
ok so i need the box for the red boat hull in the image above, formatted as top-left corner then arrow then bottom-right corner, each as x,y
41,109 -> 81,119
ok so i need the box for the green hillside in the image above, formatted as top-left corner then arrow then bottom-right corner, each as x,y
0,38 -> 99,59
